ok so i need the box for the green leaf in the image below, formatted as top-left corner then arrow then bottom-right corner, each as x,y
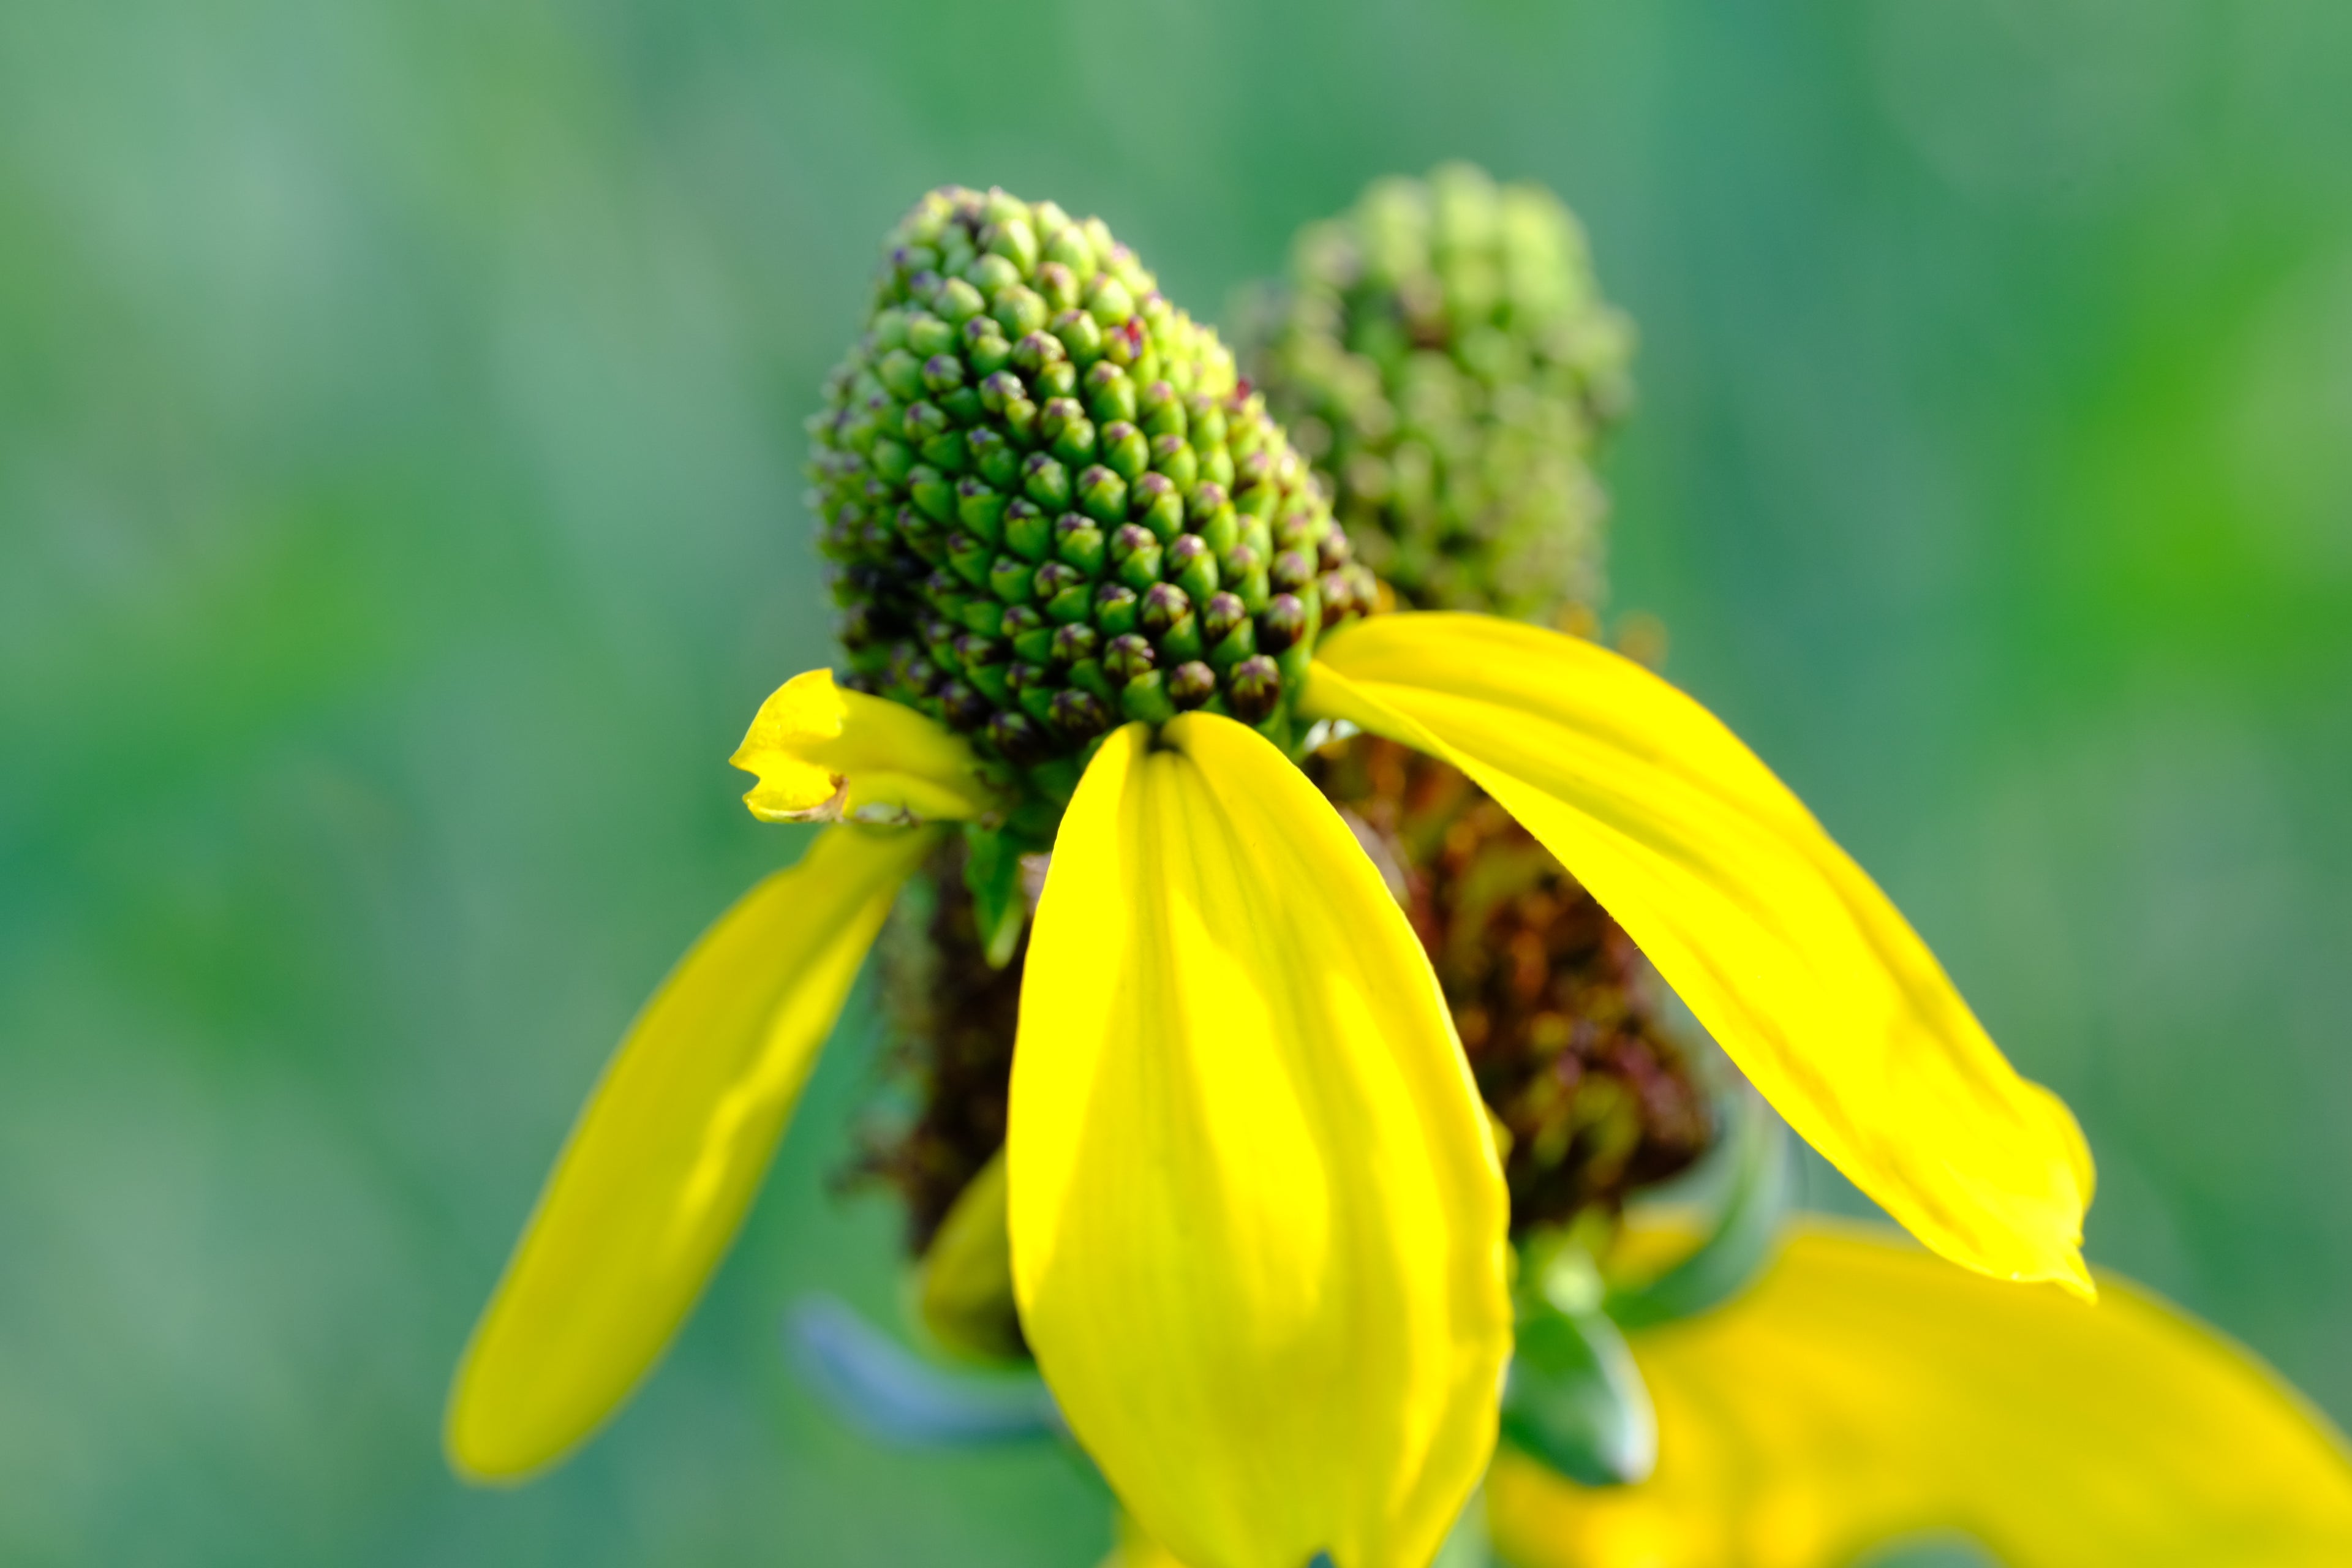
962,823 -> 1029,967
1500,1293 -> 1657,1487
1605,1090 -> 1790,1332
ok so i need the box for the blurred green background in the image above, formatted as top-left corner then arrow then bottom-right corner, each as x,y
6,1 -> 2351,1562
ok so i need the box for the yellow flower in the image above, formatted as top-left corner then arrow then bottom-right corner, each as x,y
1485,1220 -> 2352,1568
448,608 -> 2094,1568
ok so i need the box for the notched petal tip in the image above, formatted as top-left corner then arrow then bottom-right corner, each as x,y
731,670 -> 859,821
731,668 -> 997,823
742,773 -> 850,824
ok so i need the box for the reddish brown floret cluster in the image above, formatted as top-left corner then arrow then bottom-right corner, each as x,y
855,737 -> 1713,1253
1310,737 -> 1710,1233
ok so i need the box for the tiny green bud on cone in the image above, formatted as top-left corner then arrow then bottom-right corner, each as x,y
812,186 -> 1371,801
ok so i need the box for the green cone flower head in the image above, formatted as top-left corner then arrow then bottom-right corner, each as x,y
1248,162 -> 1634,624
810,186 -> 1378,801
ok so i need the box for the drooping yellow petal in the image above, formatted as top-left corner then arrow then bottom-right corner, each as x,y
731,668 -> 998,823
1304,614 -> 2092,1293
1488,1220 -> 2352,1568
1010,715 -> 1512,1568
447,823 -> 940,1481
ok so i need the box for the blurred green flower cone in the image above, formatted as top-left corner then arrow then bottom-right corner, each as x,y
1244,162 -> 1633,625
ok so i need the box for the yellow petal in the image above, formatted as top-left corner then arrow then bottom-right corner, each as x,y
447,823 -> 940,1481
730,668 -> 997,823
1304,614 -> 2092,1293
916,1149 -> 1025,1363
1099,1514 -> 1194,1568
1488,1220 -> 2352,1568
1010,715 -> 1511,1568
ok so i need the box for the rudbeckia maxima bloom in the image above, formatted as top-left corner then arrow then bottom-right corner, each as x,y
447,189 -> 2092,1568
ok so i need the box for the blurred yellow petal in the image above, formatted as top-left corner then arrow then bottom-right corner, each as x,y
916,1148 -> 1024,1363
1011,715 -> 1511,1568
447,823 -> 940,1481
1488,1220 -> 2352,1568
731,668 -> 997,823
1099,1513 -> 1193,1568
1305,614 -> 2092,1293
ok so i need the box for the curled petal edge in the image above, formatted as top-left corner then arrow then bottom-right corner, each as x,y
731,668 -> 998,824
